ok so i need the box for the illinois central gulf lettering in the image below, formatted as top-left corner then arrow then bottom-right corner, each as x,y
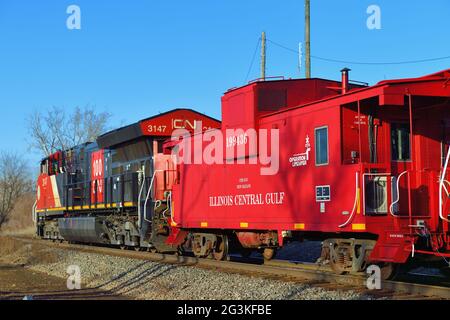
209,192 -> 285,207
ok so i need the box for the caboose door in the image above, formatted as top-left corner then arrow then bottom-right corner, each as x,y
388,120 -> 413,216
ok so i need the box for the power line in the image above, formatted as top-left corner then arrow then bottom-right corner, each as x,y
311,54 -> 450,65
267,38 -> 450,66
244,37 -> 261,83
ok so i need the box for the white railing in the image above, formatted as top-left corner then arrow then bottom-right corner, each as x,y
143,170 -> 163,223
389,171 -> 408,217
137,167 -> 145,229
31,200 -> 38,225
338,172 -> 359,228
439,146 -> 450,222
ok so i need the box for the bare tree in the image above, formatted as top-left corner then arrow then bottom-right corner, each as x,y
27,106 -> 112,157
0,152 -> 32,229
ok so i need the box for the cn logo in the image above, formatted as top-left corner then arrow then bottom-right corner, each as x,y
366,265 -> 381,290
172,119 -> 197,130
66,265 -> 81,290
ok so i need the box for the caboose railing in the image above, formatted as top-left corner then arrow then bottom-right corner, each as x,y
439,146 -> 450,222
338,172 -> 359,228
360,165 -> 415,222
389,171 -> 408,217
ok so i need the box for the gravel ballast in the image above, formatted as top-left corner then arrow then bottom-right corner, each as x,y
13,245 -> 375,300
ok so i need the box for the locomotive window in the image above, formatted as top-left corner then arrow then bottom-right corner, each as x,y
315,127 -> 329,166
41,161 -> 48,174
391,123 -> 411,161
112,139 -> 151,163
156,139 -> 164,153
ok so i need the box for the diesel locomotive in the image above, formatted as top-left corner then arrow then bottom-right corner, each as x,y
34,68 -> 450,279
33,109 -> 220,249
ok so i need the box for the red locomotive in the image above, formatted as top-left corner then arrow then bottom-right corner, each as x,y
34,69 -> 450,279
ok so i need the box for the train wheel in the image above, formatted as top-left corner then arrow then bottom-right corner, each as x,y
328,240 -> 354,275
213,236 -> 229,261
329,246 -> 347,275
120,245 -> 127,250
330,261 -> 347,274
175,247 -> 184,257
134,247 -> 141,252
263,248 -> 276,261
379,263 -> 398,280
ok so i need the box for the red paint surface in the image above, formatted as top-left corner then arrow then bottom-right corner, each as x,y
140,109 -> 220,137
36,174 -> 57,210
91,149 -> 105,203
172,69 -> 450,263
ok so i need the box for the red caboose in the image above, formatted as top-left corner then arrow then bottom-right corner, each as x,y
166,69 -> 450,277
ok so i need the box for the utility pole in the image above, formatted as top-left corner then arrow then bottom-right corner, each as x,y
305,0 -> 311,78
261,31 -> 266,80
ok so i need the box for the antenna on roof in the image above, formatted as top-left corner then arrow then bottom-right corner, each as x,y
261,31 -> 266,80
298,42 -> 303,76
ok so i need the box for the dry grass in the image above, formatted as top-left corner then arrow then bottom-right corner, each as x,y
0,236 -> 25,256
0,236 -> 58,266
0,193 -> 35,236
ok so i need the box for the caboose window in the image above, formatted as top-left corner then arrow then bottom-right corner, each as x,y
391,123 -> 411,161
315,127 -> 329,166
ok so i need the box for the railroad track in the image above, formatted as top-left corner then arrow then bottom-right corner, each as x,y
10,236 -> 450,300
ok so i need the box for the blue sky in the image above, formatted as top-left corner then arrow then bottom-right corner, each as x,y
0,0 -> 449,166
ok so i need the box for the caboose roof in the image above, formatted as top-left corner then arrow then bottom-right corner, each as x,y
224,76 -> 365,93
258,68 -> 450,120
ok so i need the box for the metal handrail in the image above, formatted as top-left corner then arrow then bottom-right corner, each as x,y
64,173 -> 136,208
137,167 -> 145,228
338,172 -> 359,228
439,146 -> 450,222
32,200 -> 38,224
389,171 -> 408,218
248,76 -> 285,84
143,170 -> 163,223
